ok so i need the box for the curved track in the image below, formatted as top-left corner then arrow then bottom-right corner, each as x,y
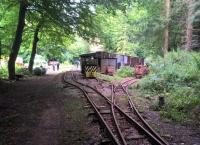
63,71 -> 168,145
118,80 -> 168,145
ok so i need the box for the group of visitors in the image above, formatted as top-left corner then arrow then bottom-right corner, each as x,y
48,61 -> 60,71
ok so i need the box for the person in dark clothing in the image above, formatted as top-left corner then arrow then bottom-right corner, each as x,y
52,64 -> 55,71
57,62 -> 60,71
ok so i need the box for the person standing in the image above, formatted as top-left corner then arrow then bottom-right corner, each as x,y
52,61 -> 55,71
57,62 -> 60,71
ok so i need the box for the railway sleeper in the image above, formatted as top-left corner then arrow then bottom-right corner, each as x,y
101,138 -> 112,144
83,105 -> 91,108
97,105 -> 107,109
99,109 -> 111,114
125,134 -> 145,140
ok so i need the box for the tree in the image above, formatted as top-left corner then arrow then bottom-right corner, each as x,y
185,0 -> 195,51
8,0 -> 27,80
6,0 -> 131,79
163,0 -> 171,55
28,19 -> 43,72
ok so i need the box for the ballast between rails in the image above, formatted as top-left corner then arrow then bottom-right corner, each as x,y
63,72 -> 121,145
111,85 -> 127,145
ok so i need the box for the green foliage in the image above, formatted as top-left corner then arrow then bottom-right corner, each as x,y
138,50 -> 200,122
94,7 -> 133,54
0,2 -> 18,56
115,66 -> 134,78
160,86 -> 200,122
94,0 -> 200,56
97,66 -> 134,82
15,65 -> 31,76
67,36 -> 90,60
0,64 -> 31,79
97,73 -> 123,82
0,64 -> 8,79
33,55 -> 48,68
94,1 -> 167,56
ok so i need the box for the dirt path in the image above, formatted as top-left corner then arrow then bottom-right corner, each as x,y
0,73 -> 101,145
1,72 -> 199,145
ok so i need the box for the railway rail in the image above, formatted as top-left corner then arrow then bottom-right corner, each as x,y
63,71 -> 168,145
116,80 -> 168,145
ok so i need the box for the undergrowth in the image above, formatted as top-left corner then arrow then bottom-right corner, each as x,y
97,66 -> 134,82
138,50 -> 200,122
0,64 -> 8,79
97,73 -> 122,82
0,64 -> 31,79
115,66 -> 134,78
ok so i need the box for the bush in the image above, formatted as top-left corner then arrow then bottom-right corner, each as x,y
0,64 -> 8,79
97,73 -> 122,82
137,50 -> 200,122
0,64 -> 32,79
96,66 -> 135,82
115,66 -> 134,78
15,65 -> 30,75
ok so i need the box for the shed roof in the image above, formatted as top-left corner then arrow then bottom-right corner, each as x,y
80,52 -> 96,57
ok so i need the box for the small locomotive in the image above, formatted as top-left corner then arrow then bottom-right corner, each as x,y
81,57 -> 98,78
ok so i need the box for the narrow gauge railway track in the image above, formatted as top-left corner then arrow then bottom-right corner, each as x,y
113,78 -> 138,97
113,80 -> 169,145
63,72 -> 121,145
63,71 -> 167,145
120,78 -> 139,88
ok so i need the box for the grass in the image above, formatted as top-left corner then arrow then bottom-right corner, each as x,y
97,66 -> 135,83
62,89 -> 98,145
115,66 -> 134,78
62,99 -> 90,144
97,73 -> 123,82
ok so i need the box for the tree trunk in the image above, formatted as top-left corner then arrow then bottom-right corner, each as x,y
185,0 -> 195,51
163,0 -> 170,56
0,40 -> 2,65
28,21 -> 42,73
8,0 -> 27,80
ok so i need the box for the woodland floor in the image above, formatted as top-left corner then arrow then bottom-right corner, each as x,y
0,72 -> 200,145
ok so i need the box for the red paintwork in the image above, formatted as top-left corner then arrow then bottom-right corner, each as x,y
107,66 -> 115,74
135,65 -> 149,78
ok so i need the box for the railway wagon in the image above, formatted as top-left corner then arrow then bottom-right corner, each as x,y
80,51 -> 144,76
116,55 -> 144,68
80,52 -> 117,75
100,58 -> 117,74
130,57 -> 144,67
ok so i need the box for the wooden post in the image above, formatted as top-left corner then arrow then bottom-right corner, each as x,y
159,96 -> 165,107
